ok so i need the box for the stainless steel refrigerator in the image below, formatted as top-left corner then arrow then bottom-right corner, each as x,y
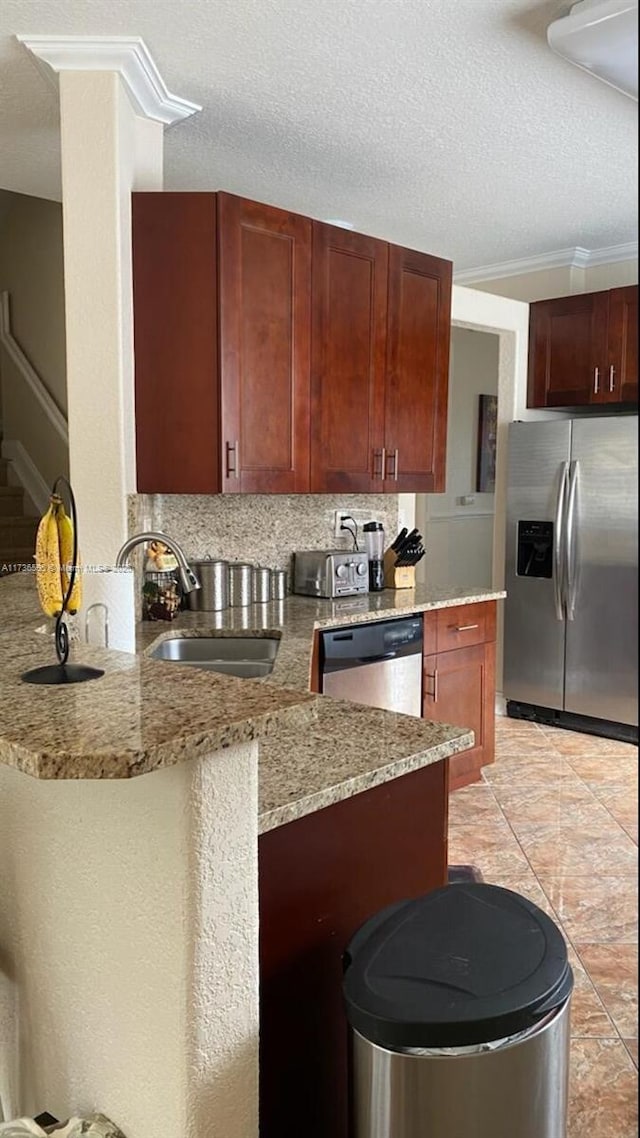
504,415 -> 638,742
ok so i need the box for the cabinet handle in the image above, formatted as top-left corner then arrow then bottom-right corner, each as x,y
373,447 -> 386,481
593,367 -> 600,395
609,365 -> 615,393
454,623 -> 479,632
386,448 -> 399,481
425,671 -> 439,701
225,440 -> 240,478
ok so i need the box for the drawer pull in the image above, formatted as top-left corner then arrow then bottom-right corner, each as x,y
454,623 -> 479,632
425,671 -> 439,702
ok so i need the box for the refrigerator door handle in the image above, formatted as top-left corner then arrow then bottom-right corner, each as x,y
553,462 -> 569,621
565,460 -> 580,621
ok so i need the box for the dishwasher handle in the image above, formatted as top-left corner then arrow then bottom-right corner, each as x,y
322,647 -> 418,673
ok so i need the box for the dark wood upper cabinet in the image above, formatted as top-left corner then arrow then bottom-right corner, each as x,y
218,194 -> 312,492
133,192 -> 453,494
310,227 -> 452,494
607,286 -> 638,404
132,193 -> 220,494
528,286 -> 638,409
310,224 -> 387,493
385,246 -> 452,492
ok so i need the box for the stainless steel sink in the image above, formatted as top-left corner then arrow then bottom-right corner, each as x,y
150,635 -> 280,678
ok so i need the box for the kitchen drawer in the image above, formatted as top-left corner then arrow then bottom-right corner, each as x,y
424,601 -> 496,655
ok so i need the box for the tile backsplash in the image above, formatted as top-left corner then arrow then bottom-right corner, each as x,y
131,494 -> 399,577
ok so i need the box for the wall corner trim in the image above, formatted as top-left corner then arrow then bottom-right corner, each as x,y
15,34 -> 202,126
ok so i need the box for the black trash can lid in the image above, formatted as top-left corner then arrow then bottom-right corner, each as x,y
343,884 -> 573,1049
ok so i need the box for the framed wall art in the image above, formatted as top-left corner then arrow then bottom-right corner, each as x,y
476,393 -> 498,493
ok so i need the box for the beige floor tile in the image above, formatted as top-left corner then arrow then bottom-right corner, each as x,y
576,944 -> 638,1039
553,733 -> 638,758
591,784 -> 639,826
495,717 -> 546,734
515,822 -> 638,877
623,822 -> 638,845
569,1038 -> 638,1138
496,781 -> 609,828
568,948 -> 617,1039
624,1039 -> 638,1067
539,876 -> 638,944
447,783 -> 504,826
565,753 -> 639,785
482,758 -> 578,788
446,823 -> 530,878
495,733 -> 560,755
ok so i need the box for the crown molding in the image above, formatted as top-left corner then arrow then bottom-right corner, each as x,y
16,34 -> 201,126
454,241 -> 638,284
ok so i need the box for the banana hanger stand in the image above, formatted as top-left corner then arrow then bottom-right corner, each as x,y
22,476 -> 104,686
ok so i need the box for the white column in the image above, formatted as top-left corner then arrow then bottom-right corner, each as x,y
16,35 -> 200,565
59,71 -> 162,563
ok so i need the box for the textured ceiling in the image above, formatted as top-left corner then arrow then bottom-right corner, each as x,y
0,0 -> 637,270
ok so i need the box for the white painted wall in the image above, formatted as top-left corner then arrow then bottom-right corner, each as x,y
59,72 -> 163,568
585,259 -> 638,291
415,285 -> 530,693
465,258 -> 637,302
0,194 -> 69,492
423,327 -> 499,589
0,743 -> 259,1138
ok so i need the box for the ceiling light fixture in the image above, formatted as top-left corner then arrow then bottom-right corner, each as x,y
547,0 -> 638,101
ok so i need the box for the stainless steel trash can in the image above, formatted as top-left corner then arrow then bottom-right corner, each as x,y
343,884 -> 573,1138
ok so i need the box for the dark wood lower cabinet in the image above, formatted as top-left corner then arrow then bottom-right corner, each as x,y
424,642 -> 496,791
423,602 -> 497,791
258,759 -> 449,1138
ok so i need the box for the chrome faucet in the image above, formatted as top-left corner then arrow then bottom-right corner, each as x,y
115,532 -> 201,594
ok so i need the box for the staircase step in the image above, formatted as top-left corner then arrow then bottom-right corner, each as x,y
0,515 -> 38,550
0,548 -> 36,575
0,486 -> 25,516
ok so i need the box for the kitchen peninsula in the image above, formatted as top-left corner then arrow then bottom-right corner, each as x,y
0,573 -> 503,1138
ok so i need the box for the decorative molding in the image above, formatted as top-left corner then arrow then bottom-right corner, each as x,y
1,439 -> 50,515
0,291 -> 69,446
15,34 -> 202,126
454,241 -> 638,284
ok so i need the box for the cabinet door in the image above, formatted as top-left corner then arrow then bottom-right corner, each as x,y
606,285 -> 638,404
528,292 -> 609,408
132,192 -> 220,494
384,246 -> 452,492
218,193 -> 312,493
423,642 -> 496,792
310,223 -> 387,492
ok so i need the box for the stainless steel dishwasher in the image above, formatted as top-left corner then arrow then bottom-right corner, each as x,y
320,617 -> 423,717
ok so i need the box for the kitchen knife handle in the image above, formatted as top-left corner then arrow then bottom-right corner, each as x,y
391,527 -> 408,552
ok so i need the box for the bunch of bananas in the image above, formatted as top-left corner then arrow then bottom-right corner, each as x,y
34,494 -> 83,617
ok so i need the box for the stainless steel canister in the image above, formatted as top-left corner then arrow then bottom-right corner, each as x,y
271,569 -> 288,600
253,567 -> 272,604
188,560 -> 229,612
229,562 -> 254,607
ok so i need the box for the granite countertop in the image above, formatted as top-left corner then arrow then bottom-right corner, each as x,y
0,573 -> 504,828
